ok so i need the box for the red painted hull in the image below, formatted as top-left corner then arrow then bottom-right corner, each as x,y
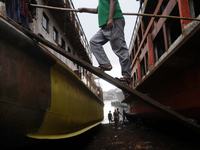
125,0 -> 200,121
130,64 -> 200,120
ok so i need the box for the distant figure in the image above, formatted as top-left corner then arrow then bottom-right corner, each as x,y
108,110 -> 112,124
113,109 -> 119,130
123,109 -> 126,125
117,108 -> 123,124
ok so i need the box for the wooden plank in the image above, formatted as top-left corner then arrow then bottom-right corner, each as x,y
1,15 -> 200,133
30,4 -> 200,21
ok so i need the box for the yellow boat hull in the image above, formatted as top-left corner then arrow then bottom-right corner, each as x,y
0,17 -> 104,140
28,62 -> 104,139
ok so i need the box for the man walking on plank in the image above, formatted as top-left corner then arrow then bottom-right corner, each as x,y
78,0 -> 131,84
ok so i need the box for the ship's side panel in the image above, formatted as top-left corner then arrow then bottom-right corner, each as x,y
28,62 -> 104,139
126,0 -> 200,121
130,63 -> 200,119
0,17 -> 104,140
0,20 -> 53,135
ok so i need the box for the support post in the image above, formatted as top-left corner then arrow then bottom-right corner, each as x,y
178,0 -> 191,30
136,58 -> 142,81
147,34 -> 155,69
163,23 -> 169,51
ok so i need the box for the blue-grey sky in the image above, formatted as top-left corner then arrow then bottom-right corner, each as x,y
72,0 -> 140,91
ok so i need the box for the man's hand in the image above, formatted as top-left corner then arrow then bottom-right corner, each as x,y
77,7 -> 98,14
77,8 -> 84,13
108,0 -> 116,30
107,18 -> 113,30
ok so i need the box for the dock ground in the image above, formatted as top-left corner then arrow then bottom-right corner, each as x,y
17,120 -> 200,150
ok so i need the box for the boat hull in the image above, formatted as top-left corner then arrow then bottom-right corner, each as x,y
0,17 -> 104,141
126,63 -> 200,121
28,62 -> 104,139
124,18 -> 200,122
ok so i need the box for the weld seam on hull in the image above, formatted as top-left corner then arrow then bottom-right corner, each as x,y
0,100 -> 46,112
27,121 -> 102,139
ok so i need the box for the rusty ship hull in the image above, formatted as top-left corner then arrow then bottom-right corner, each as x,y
0,14 -> 103,144
123,0 -> 200,122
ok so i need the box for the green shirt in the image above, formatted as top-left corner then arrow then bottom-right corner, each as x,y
98,0 -> 124,27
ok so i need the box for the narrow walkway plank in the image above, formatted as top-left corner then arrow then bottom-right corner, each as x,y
1,15 -> 200,133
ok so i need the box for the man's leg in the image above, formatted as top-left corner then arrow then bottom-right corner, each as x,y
110,18 -> 131,78
114,119 -> 117,130
90,29 -> 111,67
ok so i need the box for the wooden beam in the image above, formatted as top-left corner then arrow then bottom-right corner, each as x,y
1,15 -> 200,133
163,23 -> 169,51
178,0 -> 191,30
122,12 -> 200,21
31,4 -> 200,21
151,0 -> 177,40
130,0 -> 164,68
136,58 -> 142,81
30,4 -> 78,12
147,34 -> 155,68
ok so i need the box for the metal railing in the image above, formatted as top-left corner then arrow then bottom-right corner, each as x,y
129,6 -> 142,51
67,0 -> 92,63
